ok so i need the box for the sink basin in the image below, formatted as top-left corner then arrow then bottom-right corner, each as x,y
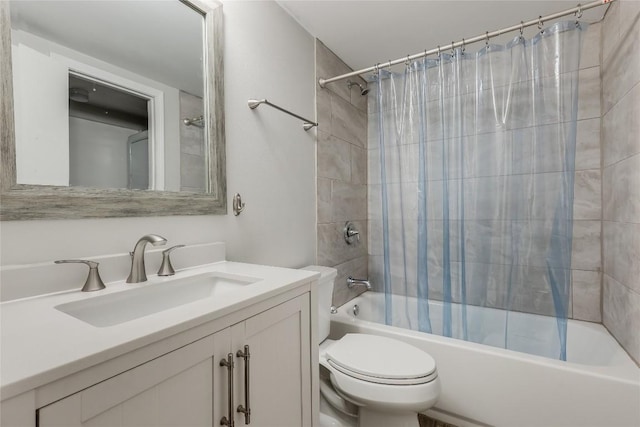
55,272 -> 260,327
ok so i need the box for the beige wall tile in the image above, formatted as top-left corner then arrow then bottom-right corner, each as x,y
601,5 -> 640,364
602,15 -> 640,114
602,82 -> 640,168
330,181 -> 367,222
578,66 -> 601,120
619,0 -> 640,46
572,270 -> 602,322
317,131 -> 351,181
571,220 -> 601,271
580,22 -> 601,70
350,144 -> 367,185
603,153 -> 640,223
331,94 -> 367,148
316,87 -> 332,133
573,169 -> 602,220
317,178 -> 332,224
575,118 -> 601,170
315,39 -> 352,103
603,274 -> 640,364
602,1 -> 620,64
603,221 -> 640,294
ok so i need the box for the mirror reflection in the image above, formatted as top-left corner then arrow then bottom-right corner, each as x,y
10,0 -> 208,193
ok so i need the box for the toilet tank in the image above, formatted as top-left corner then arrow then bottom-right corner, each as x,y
301,265 -> 337,343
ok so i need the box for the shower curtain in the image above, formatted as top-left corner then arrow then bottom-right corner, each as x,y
369,21 -> 586,360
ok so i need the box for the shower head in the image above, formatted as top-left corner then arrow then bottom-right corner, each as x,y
347,80 -> 369,96
69,87 -> 89,103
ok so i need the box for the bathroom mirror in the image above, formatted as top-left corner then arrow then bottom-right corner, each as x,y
0,0 -> 226,220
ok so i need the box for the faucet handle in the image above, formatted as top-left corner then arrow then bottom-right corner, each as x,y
55,260 -> 106,292
158,245 -> 185,277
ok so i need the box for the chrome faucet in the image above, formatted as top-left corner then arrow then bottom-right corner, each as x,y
127,234 -> 167,283
347,276 -> 371,290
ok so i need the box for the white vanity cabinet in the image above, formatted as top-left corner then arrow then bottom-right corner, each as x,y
38,337 -> 216,427
32,292 -> 313,427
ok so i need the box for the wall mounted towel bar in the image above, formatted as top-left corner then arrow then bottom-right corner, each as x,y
248,99 -> 318,131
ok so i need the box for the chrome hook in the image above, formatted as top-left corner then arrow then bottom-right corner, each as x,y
538,15 -> 544,30
232,193 -> 246,216
405,54 -> 411,67
461,38 -> 466,54
451,41 -> 455,56
437,45 -> 441,58
575,3 -> 583,18
520,21 -> 524,36
485,31 -> 489,46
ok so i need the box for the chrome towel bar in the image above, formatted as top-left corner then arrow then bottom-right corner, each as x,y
248,99 -> 318,131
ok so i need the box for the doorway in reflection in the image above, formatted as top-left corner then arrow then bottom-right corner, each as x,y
68,74 -> 149,190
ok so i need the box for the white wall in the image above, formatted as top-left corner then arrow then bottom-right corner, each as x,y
1,1 -> 317,271
13,41 -> 69,186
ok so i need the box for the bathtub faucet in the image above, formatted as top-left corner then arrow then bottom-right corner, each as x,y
347,276 -> 371,290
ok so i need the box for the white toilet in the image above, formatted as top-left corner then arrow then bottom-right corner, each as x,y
303,266 -> 441,427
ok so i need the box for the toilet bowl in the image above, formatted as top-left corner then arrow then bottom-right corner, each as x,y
302,266 -> 441,427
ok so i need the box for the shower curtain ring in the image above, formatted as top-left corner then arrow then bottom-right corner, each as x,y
405,55 -> 411,66
437,45 -> 441,58
520,21 -> 524,36
575,3 -> 583,18
538,16 -> 544,30
451,41 -> 455,55
387,59 -> 392,69
461,38 -> 465,54
485,31 -> 489,46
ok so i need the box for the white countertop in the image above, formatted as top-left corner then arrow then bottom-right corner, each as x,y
1,261 -> 319,400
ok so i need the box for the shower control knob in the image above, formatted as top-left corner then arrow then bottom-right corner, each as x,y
344,222 -> 360,245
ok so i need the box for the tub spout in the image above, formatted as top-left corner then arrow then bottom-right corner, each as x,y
347,276 -> 371,290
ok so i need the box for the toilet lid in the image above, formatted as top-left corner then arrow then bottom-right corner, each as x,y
325,334 -> 436,383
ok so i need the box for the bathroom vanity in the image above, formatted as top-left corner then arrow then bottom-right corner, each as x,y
0,259 -> 319,427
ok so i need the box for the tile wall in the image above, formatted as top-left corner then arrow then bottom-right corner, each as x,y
315,40 -> 369,307
179,91 -> 206,193
366,23 -> 603,322
601,0 -> 640,364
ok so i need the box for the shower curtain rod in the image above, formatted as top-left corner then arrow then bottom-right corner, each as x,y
318,0 -> 614,87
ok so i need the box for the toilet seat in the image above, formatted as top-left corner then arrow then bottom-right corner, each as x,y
319,334 -> 440,412
323,334 -> 437,385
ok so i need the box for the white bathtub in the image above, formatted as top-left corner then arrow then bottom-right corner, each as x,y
330,292 -> 640,427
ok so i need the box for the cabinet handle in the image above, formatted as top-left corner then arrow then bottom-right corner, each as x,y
220,353 -> 235,427
236,345 -> 251,424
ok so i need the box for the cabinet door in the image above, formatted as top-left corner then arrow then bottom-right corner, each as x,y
232,294 -> 311,427
38,336 -> 215,427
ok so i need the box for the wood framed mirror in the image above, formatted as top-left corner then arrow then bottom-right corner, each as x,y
0,0 -> 226,220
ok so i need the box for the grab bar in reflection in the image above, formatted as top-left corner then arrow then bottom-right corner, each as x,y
183,115 -> 204,128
